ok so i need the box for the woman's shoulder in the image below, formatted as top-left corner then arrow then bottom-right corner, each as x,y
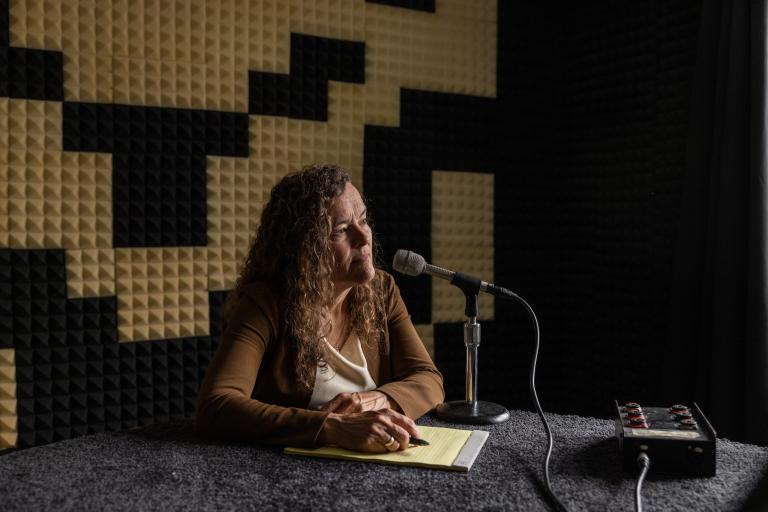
375,268 -> 397,291
235,280 -> 285,314
374,269 -> 402,308
373,269 -> 411,322
239,279 -> 280,295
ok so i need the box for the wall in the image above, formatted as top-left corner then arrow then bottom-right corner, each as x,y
0,0 -> 500,449
553,0 -> 701,414
0,0 -> 707,450
435,1 -> 702,416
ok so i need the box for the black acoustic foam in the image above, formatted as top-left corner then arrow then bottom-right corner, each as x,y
363,89 -> 505,325
0,0 -> 63,101
62,103 -> 249,248
366,0 -> 435,12
249,33 -> 365,121
2,249 -> 222,448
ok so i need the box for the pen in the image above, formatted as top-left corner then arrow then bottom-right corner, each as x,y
409,437 -> 430,446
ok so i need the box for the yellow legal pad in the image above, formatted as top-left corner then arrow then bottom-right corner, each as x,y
284,425 -> 489,472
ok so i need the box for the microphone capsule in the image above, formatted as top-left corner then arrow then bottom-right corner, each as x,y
392,249 -> 426,276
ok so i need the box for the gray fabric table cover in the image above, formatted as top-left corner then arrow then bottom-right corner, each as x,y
1,410 -> 767,511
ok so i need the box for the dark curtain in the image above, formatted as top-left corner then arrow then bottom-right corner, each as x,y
663,0 -> 768,445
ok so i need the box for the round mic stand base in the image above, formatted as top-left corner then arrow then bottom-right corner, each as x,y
435,400 -> 510,424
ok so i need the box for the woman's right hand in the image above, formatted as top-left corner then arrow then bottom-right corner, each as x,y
317,408 -> 420,453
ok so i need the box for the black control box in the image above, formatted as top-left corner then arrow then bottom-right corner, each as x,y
614,401 -> 716,476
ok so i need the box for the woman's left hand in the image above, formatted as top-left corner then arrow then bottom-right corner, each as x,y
318,391 -> 396,414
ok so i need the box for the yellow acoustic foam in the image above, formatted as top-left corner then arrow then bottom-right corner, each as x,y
0,348 -> 16,449
116,248 -> 209,342
439,0 -> 496,20
363,0 -> 497,126
205,155 -> 306,291
14,0 -> 279,110
0,432 -> 18,450
208,84 -> 364,288
0,348 -> 14,378
206,155 -> 263,291
414,323 -> 434,361
12,0 -> 494,116
247,83 -> 364,183
432,170 -> 494,323
287,0 -> 365,42
66,249 -> 116,298
0,383 -> 14,399
1,99 -> 112,249
9,0 -> 58,49
0,367 -> 12,382
0,399 -> 15,415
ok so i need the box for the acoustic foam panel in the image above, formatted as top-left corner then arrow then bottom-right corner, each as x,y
0,347 -> 16,449
3,250 -> 222,448
66,248 -> 115,298
432,170 -> 494,323
363,88 -> 504,324
1,100 -> 112,250
115,247 -> 209,342
249,33 -> 365,121
61,103 -> 249,248
363,0 -> 496,127
544,1 -> 701,414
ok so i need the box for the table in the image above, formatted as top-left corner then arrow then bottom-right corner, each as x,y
1,410 -> 767,511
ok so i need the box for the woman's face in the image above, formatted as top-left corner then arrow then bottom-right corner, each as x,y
329,183 -> 375,290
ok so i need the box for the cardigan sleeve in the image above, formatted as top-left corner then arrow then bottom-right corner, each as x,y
375,274 -> 445,418
195,284 -> 330,448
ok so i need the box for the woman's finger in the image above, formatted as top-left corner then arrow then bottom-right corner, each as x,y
320,409 -> 423,453
379,430 -> 400,452
381,408 -> 420,439
386,423 -> 411,451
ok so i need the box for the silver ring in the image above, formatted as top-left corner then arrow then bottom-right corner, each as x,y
383,435 -> 397,450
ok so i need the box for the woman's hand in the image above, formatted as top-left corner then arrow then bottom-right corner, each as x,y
317,408 -> 420,453
317,390 -> 398,414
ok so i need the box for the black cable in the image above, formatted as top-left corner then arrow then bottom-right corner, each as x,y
635,452 -> 651,512
506,292 -> 569,512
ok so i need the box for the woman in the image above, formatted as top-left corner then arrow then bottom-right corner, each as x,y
196,164 -> 444,453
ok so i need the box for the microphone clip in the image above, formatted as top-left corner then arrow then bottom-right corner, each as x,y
451,272 -> 482,317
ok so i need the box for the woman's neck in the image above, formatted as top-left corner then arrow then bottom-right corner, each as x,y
330,285 -> 351,315
327,287 -> 352,349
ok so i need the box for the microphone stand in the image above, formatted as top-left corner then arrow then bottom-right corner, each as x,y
435,287 -> 510,424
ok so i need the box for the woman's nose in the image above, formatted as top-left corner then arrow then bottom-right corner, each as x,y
349,224 -> 369,246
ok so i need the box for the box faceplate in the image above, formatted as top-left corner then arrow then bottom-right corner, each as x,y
614,401 -> 716,477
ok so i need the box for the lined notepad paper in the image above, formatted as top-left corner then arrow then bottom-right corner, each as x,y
284,426 -> 488,472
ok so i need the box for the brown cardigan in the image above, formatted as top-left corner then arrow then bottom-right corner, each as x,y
196,271 -> 445,448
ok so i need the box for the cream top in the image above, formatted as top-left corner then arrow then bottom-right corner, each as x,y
307,334 -> 377,410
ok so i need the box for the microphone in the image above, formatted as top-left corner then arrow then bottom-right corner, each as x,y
392,249 -> 517,299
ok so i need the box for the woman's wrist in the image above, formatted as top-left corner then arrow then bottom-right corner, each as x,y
318,412 -> 340,445
366,391 -> 389,410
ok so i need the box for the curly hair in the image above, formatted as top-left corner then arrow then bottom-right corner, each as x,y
225,164 -> 386,390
